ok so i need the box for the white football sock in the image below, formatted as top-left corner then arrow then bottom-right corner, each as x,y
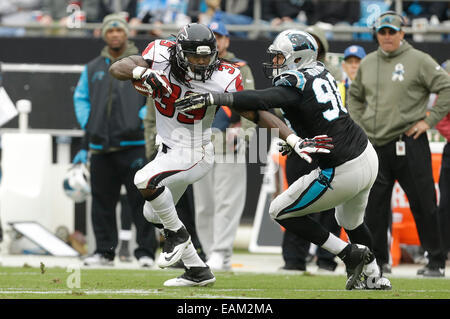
321,233 -> 349,255
181,242 -> 206,268
364,259 -> 381,277
148,187 -> 183,231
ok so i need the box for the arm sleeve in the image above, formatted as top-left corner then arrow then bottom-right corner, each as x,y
73,66 -> 91,130
226,86 -> 302,112
419,55 -> 450,128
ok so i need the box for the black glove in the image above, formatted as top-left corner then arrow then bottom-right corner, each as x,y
175,93 -> 214,111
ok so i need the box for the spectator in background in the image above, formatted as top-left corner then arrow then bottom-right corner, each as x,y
347,11 -> 450,277
195,0 -> 253,38
0,0 -> 42,36
262,0 -> 313,28
399,1 -> 449,22
339,45 -> 366,106
435,60 -> 450,259
308,0 -> 360,26
129,0 -> 190,37
87,0 -> 138,22
73,13 -> 158,267
192,21 -> 255,271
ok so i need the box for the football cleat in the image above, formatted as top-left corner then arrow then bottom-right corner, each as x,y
163,266 -> 216,287
340,244 -> 372,290
138,256 -> 155,268
157,226 -> 191,268
352,275 -> 392,290
83,253 -> 114,266
417,265 -> 445,277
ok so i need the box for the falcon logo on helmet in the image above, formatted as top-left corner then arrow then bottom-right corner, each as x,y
175,23 -> 220,82
263,30 -> 318,79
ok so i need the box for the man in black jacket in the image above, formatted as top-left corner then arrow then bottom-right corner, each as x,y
73,13 -> 157,267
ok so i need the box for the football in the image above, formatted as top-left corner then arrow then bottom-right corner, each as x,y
132,78 -> 151,97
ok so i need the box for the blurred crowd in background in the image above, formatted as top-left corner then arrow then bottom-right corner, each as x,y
0,0 -> 449,40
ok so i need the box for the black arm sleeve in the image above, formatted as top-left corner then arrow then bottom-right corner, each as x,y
216,86 -> 301,112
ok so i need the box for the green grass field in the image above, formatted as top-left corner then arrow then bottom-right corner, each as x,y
1,265 -> 449,299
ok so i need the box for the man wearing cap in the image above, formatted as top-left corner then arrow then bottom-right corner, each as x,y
339,45 -> 366,106
73,13 -> 158,267
348,11 -> 450,277
191,21 -> 256,271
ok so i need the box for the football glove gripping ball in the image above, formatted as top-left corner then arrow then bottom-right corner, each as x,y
285,134 -> 333,163
132,66 -> 172,98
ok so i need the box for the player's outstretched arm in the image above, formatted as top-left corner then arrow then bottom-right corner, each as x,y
109,55 -> 149,80
175,86 -> 299,112
239,110 -> 333,163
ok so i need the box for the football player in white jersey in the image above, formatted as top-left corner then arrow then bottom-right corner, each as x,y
109,23 -> 240,286
110,23 -> 332,287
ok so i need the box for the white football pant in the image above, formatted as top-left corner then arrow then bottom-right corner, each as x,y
269,142 -> 378,231
134,142 -> 214,224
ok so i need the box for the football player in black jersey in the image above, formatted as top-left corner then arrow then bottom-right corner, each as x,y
175,30 -> 391,290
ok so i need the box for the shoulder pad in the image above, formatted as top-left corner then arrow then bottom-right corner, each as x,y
141,40 -> 173,63
272,70 -> 306,91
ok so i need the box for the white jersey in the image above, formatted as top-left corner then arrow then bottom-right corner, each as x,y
142,39 -> 243,149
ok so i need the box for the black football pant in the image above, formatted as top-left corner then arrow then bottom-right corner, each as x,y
281,154 -> 341,269
438,142 -> 450,254
175,185 -> 206,262
119,194 -> 132,231
365,134 -> 446,267
90,147 -> 158,260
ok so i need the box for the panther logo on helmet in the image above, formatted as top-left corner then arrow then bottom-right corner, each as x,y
263,30 -> 318,79
63,163 -> 91,203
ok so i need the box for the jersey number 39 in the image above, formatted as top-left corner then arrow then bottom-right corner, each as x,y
155,83 -> 207,124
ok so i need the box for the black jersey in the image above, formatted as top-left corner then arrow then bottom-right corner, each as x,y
231,62 -> 368,168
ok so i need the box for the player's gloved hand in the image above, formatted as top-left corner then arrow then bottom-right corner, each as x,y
277,141 -> 293,156
132,66 -> 172,98
175,93 -> 214,111
72,149 -> 88,164
285,134 -> 333,163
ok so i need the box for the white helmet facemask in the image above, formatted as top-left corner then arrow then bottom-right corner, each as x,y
262,30 -> 318,79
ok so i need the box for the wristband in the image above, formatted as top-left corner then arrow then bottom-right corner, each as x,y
132,66 -> 147,80
286,134 -> 301,148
